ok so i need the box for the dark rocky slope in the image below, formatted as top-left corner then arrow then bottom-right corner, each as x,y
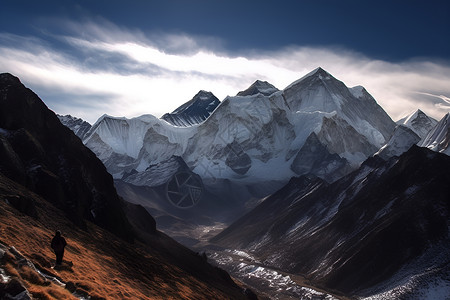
0,73 -> 133,240
211,145 -> 450,296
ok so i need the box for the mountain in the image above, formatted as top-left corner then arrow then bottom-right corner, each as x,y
397,109 -> 438,141
161,90 -> 220,126
236,80 -> 279,96
84,67 -> 395,188
0,73 -> 251,299
0,173 -> 249,300
0,73 -> 132,239
80,67 -> 397,244
379,110 -> 449,160
210,145 -> 450,298
375,124 -> 420,160
420,112 -> 450,155
57,114 -> 92,140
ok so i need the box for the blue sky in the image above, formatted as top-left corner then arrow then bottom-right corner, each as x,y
1,0 -> 449,123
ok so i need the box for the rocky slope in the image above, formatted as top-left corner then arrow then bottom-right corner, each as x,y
0,73 -> 133,239
0,173 -> 248,299
211,145 -> 450,297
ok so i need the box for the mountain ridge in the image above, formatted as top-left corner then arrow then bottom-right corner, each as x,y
210,145 -> 450,297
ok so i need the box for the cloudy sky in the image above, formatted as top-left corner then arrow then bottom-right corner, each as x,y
1,0 -> 449,123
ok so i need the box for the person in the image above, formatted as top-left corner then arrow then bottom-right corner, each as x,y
50,230 -> 67,266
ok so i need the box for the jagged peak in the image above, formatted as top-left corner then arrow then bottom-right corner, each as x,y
302,67 -> 331,79
284,67 -> 336,90
192,90 -> 217,102
397,109 -> 436,125
237,79 -> 279,96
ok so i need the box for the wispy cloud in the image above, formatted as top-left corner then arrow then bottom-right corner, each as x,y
0,20 -> 449,124
415,92 -> 450,111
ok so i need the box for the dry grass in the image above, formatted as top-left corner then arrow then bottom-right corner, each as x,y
4,262 -> 20,278
0,174 -> 245,299
27,285 -> 79,300
19,265 -> 48,286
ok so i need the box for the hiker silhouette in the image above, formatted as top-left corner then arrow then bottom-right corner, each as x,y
51,230 -> 67,265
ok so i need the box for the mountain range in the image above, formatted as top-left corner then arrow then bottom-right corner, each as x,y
64,68 -> 449,243
5,66 -> 449,299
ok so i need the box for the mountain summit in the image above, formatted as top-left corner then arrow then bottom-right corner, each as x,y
161,90 -> 220,126
237,80 -> 279,96
397,109 -> 438,140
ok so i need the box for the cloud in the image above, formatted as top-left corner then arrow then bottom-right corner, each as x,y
415,92 -> 450,111
0,20 -> 449,124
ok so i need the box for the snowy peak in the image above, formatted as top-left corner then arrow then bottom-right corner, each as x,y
172,90 -> 218,113
161,90 -> 220,126
282,67 -> 395,148
288,67 -> 332,86
420,112 -> 450,155
237,80 -> 279,96
397,109 -> 438,140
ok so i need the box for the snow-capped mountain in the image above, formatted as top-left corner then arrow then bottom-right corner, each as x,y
236,80 -> 279,96
83,67 -> 396,209
375,125 -> 421,160
375,110 -> 448,160
161,90 -> 220,126
57,114 -> 92,140
420,112 -> 450,155
397,109 -> 438,141
211,145 -> 450,298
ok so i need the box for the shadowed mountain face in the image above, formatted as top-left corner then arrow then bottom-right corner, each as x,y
211,145 -> 450,295
161,90 -> 220,126
0,73 -> 134,240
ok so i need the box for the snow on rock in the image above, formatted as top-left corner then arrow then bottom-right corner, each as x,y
161,90 -> 220,126
82,67 -> 397,204
420,112 -> 450,155
237,80 -> 279,97
397,109 -> 438,141
375,125 -> 421,160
